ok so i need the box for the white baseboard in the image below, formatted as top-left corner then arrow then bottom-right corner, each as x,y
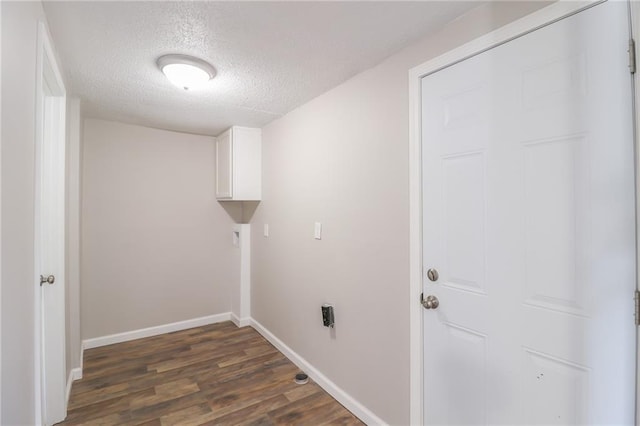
230,313 -> 252,328
82,312 -> 232,349
249,319 -> 386,426
73,366 -> 82,381
65,367 -> 82,408
79,343 -> 84,373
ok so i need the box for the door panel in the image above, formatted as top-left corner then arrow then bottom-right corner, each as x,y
522,135 -> 585,315
442,152 -> 486,294
521,348 -> 589,425
422,2 -> 636,424
40,94 -> 66,425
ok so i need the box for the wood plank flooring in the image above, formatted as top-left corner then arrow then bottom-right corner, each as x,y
57,321 -> 364,425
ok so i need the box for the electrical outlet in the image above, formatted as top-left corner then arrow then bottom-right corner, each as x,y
321,304 -> 334,328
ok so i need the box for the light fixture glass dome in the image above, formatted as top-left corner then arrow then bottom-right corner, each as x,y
157,54 -> 216,91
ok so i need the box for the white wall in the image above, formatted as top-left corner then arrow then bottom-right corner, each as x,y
1,1 -> 48,423
250,2 -> 550,424
81,119 -> 237,339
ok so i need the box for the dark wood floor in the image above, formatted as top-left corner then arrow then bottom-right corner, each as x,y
57,321 -> 364,425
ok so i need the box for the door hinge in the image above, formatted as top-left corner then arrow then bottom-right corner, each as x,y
629,38 -> 636,74
635,290 -> 640,326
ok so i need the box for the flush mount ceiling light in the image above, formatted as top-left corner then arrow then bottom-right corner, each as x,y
157,54 -> 216,91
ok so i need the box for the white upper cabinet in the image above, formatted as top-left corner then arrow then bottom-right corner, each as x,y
215,126 -> 261,201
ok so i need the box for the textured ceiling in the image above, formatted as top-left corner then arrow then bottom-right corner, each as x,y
43,1 -> 481,136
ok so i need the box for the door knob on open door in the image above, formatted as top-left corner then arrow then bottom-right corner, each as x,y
40,275 -> 55,286
421,294 -> 439,309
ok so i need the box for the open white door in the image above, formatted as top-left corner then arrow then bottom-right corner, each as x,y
630,3 -> 640,423
35,22 -> 67,426
421,1 -> 636,424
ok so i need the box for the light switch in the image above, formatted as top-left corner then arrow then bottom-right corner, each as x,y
263,224 -> 269,237
314,222 -> 322,240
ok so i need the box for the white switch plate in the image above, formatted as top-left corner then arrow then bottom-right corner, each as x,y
264,224 -> 269,237
314,222 -> 322,240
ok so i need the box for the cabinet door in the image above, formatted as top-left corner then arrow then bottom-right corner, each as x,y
216,129 -> 232,199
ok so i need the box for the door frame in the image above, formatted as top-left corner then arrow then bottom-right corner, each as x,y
631,1 -> 640,420
407,0 -> 638,423
0,0 -> 3,422
34,20 -> 67,426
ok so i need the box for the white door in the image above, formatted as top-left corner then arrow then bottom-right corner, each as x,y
421,2 -> 636,424
36,23 -> 67,425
